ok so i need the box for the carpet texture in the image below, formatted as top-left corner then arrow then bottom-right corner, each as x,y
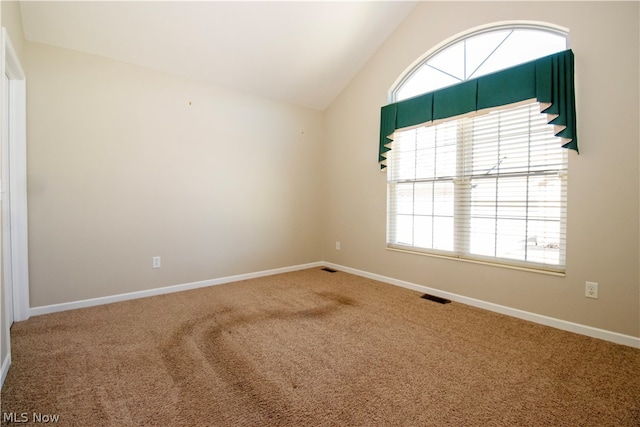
2,268 -> 639,426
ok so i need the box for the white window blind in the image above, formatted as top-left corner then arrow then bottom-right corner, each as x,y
387,102 -> 568,273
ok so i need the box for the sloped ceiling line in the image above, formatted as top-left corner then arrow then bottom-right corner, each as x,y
20,1 -> 417,110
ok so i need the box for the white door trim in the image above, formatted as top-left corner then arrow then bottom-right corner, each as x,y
2,71 -> 13,327
2,27 -> 29,323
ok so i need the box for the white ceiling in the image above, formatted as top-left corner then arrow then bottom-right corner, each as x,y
19,1 -> 417,110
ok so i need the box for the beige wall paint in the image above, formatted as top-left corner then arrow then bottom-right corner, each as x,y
323,1 -> 640,337
25,41 -> 324,307
2,1 -> 23,60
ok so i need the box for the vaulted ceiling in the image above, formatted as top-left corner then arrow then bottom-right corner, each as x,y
19,1 -> 417,110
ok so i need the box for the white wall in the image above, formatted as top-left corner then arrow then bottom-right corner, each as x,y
24,41 -> 324,307
0,0 -> 6,387
323,1 -> 640,338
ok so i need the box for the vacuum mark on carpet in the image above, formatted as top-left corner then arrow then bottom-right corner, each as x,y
314,291 -> 356,306
161,293 -> 355,424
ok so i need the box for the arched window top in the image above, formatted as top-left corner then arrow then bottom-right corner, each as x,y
379,22 -> 577,169
394,23 -> 568,102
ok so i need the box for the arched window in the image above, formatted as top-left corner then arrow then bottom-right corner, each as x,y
384,24 -> 574,273
394,25 -> 568,101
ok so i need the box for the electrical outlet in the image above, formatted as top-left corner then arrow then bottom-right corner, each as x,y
585,281 -> 598,299
335,241 -> 341,251
152,256 -> 161,269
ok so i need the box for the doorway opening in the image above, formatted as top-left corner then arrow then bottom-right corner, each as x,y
1,26 -> 29,387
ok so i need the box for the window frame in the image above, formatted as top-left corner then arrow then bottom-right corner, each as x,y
386,23 -> 570,275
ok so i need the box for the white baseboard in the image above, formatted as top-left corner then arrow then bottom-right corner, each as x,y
30,262 -> 323,317
26,260 -> 640,349
324,262 -> 640,349
1,352 -> 10,389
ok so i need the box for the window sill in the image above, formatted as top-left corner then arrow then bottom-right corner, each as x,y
386,246 -> 566,277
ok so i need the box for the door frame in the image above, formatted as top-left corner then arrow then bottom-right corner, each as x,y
2,27 -> 29,325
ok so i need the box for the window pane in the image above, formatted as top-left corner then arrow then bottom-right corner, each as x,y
396,215 -> 413,246
396,66 -> 460,101
497,177 -> 527,219
526,219 -> 561,265
496,219 -> 526,261
393,129 -> 417,180
435,139 -> 456,178
471,29 -> 567,78
433,182 -> 454,216
416,147 -> 436,179
428,41 -> 465,81
470,178 -> 496,218
396,183 -> 414,215
470,217 -> 496,257
528,176 -> 563,219
414,216 -> 433,248
433,216 -> 454,251
465,30 -> 511,79
414,182 -> 433,216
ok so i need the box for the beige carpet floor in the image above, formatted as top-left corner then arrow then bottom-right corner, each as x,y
2,268 -> 639,426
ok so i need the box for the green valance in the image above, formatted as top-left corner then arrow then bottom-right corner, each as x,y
379,49 -> 577,169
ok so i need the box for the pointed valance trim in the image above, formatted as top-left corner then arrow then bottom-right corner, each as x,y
379,49 -> 577,169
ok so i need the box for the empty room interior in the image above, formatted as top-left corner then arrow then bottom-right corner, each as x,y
1,1 -> 639,425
